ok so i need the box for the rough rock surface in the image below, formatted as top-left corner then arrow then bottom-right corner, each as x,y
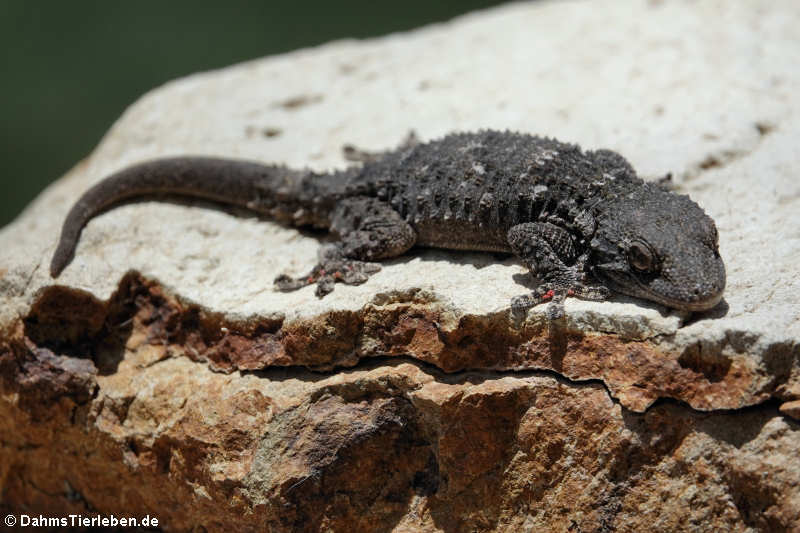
1,1 -> 799,531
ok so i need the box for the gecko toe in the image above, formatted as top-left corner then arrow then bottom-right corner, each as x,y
315,276 -> 336,297
337,260 -> 382,285
274,273 -> 313,292
546,302 -> 565,320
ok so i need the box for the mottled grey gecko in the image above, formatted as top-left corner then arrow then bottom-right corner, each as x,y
50,130 -> 725,318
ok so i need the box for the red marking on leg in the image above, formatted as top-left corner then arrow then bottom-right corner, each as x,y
567,289 -> 575,296
543,289 -> 555,300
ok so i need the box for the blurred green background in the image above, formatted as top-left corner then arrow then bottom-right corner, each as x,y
0,1 -> 507,229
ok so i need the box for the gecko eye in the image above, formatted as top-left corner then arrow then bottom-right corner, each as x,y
628,241 -> 656,272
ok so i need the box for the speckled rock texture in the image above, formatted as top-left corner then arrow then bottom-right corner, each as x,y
1,0 -> 799,531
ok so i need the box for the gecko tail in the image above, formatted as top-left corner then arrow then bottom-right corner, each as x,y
49,156 -> 324,277
50,217 -> 82,277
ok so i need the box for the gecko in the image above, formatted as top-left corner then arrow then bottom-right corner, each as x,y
49,130 -> 726,319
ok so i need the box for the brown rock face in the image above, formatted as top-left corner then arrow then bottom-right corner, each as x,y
2,275 -> 799,532
18,275 -> 799,416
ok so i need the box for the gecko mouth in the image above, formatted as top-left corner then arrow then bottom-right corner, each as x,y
646,288 -> 724,312
599,271 -> 725,312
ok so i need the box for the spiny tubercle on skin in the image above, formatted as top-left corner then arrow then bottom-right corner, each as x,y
50,130 -> 726,317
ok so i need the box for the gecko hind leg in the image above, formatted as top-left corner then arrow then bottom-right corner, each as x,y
274,197 -> 416,297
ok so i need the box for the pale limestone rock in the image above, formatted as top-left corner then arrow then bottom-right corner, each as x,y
1,0 -> 799,531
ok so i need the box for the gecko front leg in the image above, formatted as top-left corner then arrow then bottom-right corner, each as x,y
507,222 -> 609,319
274,196 -> 416,297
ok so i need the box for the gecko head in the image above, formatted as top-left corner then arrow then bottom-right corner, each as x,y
590,183 -> 725,311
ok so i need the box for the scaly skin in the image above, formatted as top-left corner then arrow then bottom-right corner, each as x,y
50,131 -> 726,318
